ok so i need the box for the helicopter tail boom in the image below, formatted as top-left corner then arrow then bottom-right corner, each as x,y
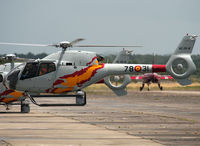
104,64 -> 166,76
104,34 -> 197,86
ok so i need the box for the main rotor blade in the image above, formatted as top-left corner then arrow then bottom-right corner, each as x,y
70,38 -> 85,46
0,41 -> 143,48
74,45 -> 143,47
0,42 -> 50,47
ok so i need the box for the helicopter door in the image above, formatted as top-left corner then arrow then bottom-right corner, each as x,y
30,62 -> 56,92
18,62 -> 56,92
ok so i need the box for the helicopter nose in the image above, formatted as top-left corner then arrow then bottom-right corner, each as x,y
6,70 -> 20,90
0,73 -> 4,83
0,73 -> 9,89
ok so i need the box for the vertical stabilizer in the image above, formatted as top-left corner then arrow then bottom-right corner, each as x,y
174,34 -> 197,54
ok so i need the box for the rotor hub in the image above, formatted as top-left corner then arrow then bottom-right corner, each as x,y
171,58 -> 188,75
177,64 -> 183,70
58,41 -> 71,49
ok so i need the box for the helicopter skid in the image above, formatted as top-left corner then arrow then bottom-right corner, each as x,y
29,91 -> 86,107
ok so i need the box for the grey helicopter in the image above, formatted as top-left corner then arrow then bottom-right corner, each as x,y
0,34 -> 197,113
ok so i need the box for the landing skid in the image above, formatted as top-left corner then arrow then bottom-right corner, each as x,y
27,91 -> 86,107
0,91 -> 86,113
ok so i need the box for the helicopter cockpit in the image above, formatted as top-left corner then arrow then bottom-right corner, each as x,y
20,61 -> 56,80
5,60 -> 56,91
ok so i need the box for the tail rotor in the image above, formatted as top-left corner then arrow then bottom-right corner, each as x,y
166,34 -> 197,85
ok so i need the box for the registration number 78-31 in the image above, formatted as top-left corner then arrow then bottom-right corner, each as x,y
124,65 -> 150,72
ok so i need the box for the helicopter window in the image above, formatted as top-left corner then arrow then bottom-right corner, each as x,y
39,63 -> 48,75
39,63 -> 56,76
66,62 -> 72,66
20,62 -> 56,79
20,62 -> 39,80
48,63 -> 56,72
97,55 -> 104,62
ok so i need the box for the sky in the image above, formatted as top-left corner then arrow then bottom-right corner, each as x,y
0,0 -> 200,55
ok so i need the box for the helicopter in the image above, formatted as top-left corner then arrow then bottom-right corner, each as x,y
0,34 -> 197,113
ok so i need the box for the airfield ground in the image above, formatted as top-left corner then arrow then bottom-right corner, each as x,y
0,83 -> 200,146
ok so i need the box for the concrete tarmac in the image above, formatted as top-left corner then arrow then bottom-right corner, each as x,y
1,90 -> 200,146
0,113 -> 162,146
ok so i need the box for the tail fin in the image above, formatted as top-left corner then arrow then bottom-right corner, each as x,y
166,34 -> 197,85
174,34 -> 197,54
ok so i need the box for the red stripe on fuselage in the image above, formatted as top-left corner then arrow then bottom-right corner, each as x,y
86,56 -> 97,66
53,79 -> 64,86
0,89 -> 15,96
152,65 -> 166,72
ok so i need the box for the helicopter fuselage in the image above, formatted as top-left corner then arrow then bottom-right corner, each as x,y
3,50 -> 165,94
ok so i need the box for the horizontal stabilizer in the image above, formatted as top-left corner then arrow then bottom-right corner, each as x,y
176,78 -> 192,86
